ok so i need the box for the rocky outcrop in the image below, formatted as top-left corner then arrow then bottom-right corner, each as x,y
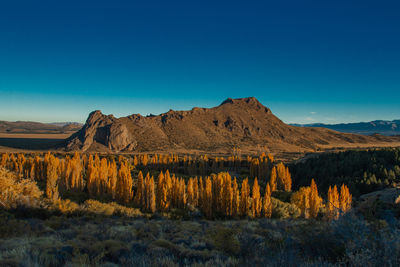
359,188 -> 400,205
64,97 -> 400,152
65,110 -> 137,152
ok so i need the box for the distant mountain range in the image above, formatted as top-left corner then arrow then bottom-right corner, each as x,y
0,121 -> 83,134
290,120 -> 400,136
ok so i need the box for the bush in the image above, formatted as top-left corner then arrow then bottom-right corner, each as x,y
82,200 -> 143,217
207,226 -> 240,255
271,197 -> 301,219
0,167 -> 42,209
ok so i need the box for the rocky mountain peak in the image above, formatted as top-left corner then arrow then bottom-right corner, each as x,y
64,97 -> 399,153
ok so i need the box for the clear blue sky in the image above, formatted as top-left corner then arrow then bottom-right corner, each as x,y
0,0 -> 399,124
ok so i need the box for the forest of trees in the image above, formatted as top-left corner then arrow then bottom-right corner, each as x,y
0,152 -> 352,220
290,148 -> 400,197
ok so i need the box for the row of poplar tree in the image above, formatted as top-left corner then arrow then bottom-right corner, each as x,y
0,152 -> 351,219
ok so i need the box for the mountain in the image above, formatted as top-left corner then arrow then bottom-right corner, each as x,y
0,120 -> 82,134
292,120 -> 400,136
64,97 -> 400,153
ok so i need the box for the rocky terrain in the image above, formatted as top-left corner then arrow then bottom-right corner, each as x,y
64,97 -> 400,153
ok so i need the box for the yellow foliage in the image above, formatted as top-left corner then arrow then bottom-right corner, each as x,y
0,167 -> 42,209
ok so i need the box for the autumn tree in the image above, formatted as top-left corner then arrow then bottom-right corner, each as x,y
221,172 -> 233,216
187,178 -> 197,208
327,185 -> 340,220
107,160 -> 118,198
251,178 -> 262,218
144,175 -> 156,213
134,171 -> 144,207
86,155 -> 98,197
116,161 -> 133,204
240,178 -> 250,217
269,167 -> 277,192
291,187 -> 311,218
232,177 -> 240,217
339,184 -> 352,214
46,153 -> 60,200
309,179 -> 322,219
202,177 -> 213,218
263,183 -> 272,218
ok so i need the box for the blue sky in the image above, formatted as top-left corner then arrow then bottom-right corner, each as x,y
0,0 -> 399,124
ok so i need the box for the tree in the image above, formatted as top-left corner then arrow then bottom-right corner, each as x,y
46,154 -> 60,200
339,184 -> 352,214
86,155 -> 98,197
187,178 -> 195,207
107,160 -> 118,198
148,176 -> 156,213
240,178 -> 250,217
284,167 -> 292,192
251,178 -> 262,218
134,171 -> 144,207
327,185 -> 340,220
270,167 -> 277,192
263,183 -> 272,218
116,161 -> 133,204
291,187 -> 311,218
309,179 -> 322,218
276,163 -> 292,192
203,177 -> 213,218
232,177 -> 240,217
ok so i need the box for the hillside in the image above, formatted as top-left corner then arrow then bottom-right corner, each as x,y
64,97 -> 400,153
0,120 -> 82,134
292,120 -> 400,136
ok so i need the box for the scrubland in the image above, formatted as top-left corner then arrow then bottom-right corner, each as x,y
0,149 -> 400,266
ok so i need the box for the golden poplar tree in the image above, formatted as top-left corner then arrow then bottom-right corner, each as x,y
99,158 -> 109,195
107,160 -> 118,198
193,177 -> 199,207
142,173 -> 150,211
275,163 -> 292,192
86,156 -> 98,197
156,171 -> 165,210
327,185 -> 340,220
116,161 -> 133,204
203,177 -> 213,218
340,184 -> 352,214
263,183 -> 272,218
251,178 -> 262,218
70,152 -> 83,191
134,171 -> 144,207
232,177 -> 240,217
309,179 -> 322,219
240,178 -> 250,217
46,154 -> 60,201
187,178 -> 195,207
149,176 -> 156,213
269,167 -> 277,192
291,187 -> 311,218
179,178 -> 187,208
222,173 -> 233,216
198,177 -> 204,209
284,167 -> 292,192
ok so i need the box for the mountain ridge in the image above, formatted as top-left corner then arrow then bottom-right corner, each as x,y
64,97 -> 400,153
